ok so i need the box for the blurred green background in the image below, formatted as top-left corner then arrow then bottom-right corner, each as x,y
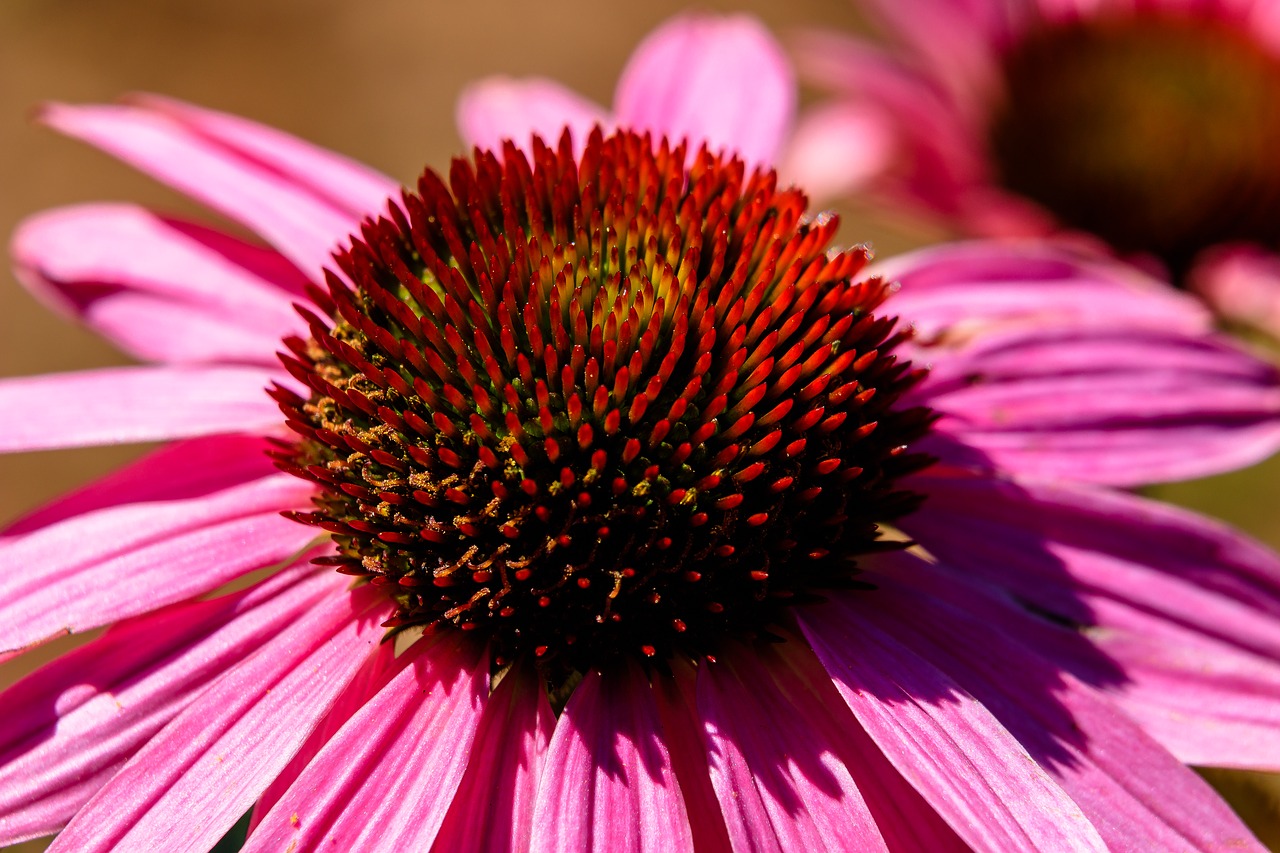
0,0 -> 1276,849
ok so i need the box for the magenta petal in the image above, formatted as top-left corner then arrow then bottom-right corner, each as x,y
778,101 -> 893,201
244,633 -> 488,853
456,78 -> 608,156
1191,243 -> 1280,338
433,661 -> 554,853
0,473 -> 317,655
41,102 -> 382,277
910,327 -> 1280,485
798,605 -> 1105,852
49,584 -> 390,853
530,664 -> 694,853
12,204 -> 306,365
613,14 -> 795,169
0,365 -> 286,452
696,642 -> 889,852
0,562 -> 339,844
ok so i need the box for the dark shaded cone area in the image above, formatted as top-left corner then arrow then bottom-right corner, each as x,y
272,127 -> 935,676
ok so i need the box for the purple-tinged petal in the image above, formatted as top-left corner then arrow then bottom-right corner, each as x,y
613,14 -> 795,170
457,78 -> 608,157
778,102 -> 894,202
530,663 -> 694,853
2,434 -> 276,538
126,93 -> 400,221
243,633 -> 488,853
41,102 -> 376,277
1190,243 -> 1280,338
843,562 -> 1265,851
876,240 -> 1210,343
0,365 -> 286,452
908,327 -> 1280,485
49,584 -> 390,853
0,561 -> 338,845
0,473 -> 317,655
696,641 -> 889,852
11,204 -> 306,365
433,661 -> 554,853
798,606 -> 1105,852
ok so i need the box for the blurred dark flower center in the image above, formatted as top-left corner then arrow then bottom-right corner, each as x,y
272,128 -> 934,680
991,15 -> 1280,273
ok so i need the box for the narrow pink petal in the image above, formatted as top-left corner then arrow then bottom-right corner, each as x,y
0,561 -> 339,845
696,641 -> 889,852
2,434 -> 277,538
530,663 -> 694,853
778,102 -> 894,201
851,561 -> 1265,850
11,204 -> 306,365
49,584 -> 391,853
798,604 -> 1105,852
0,473 -> 317,655
0,365 -> 286,452
243,633 -> 488,853
613,14 -> 795,169
456,78 -> 608,157
875,240 -> 1210,342
127,93 -> 400,221
909,327 -> 1280,485
41,102 -> 373,276
1190,243 -> 1280,338
432,660 -> 554,853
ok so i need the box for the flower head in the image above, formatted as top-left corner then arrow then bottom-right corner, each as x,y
3,15 -> 1280,851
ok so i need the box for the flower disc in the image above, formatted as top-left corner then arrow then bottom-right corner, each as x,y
274,128 -> 933,676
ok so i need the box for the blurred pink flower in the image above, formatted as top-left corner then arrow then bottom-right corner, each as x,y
795,0 -> 1280,336
2,18 -> 1280,851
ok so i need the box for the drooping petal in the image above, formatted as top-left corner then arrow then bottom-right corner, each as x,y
48,584 -> 390,853
778,101 -> 894,202
530,664 -> 694,853
41,102 -> 384,277
11,204 -> 306,365
798,605 -> 1105,852
433,661 -> 554,853
0,473 -> 316,655
1190,243 -> 1280,339
0,562 -> 338,845
696,641 -> 889,852
456,78 -> 609,157
0,365 -> 286,452
612,14 -> 795,169
907,327 -> 1280,485
243,633 -> 488,853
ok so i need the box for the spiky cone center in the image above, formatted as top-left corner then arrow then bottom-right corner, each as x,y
991,14 -> 1280,274
272,128 -> 934,681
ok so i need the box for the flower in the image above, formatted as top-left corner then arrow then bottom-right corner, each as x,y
4,21 -> 1280,853
793,0 -> 1280,336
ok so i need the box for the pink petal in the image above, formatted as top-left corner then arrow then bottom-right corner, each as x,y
855,561 -> 1265,851
530,664 -> 694,853
41,102 -> 383,277
778,102 -> 894,202
127,93 -> 400,222
433,661 -> 554,853
696,641 -> 889,852
1190,243 -> 1280,338
909,327 -> 1280,485
0,365 -> 286,452
799,602 -> 1105,852
613,14 -> 795,170
876,239 -> 1210,343
456,78 -> 608,157
243,633 -> 488,853
0,562 -> 339,845
0,472 -> 317,655
11,204 -> 306,365
49,584 -> 391,853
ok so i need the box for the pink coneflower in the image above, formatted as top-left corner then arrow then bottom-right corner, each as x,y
793,0 -> 1280,336
4,18 -> 1280,852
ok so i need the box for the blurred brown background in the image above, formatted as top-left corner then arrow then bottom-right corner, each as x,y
1,0 -> 1277,849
